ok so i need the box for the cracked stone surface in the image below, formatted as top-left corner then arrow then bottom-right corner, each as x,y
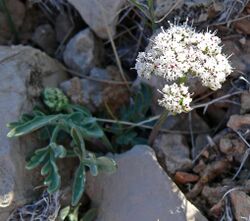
0,45 -> 67,220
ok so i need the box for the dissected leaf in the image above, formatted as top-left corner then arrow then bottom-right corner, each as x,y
26,146 -> 49,170
79,124 -> 104,138
59,206 -> 70,221
51,143 -> 67,158
83,153 -> 98,176
68,204 -> 81,221
44,160 -> 61,193
69,104 -> 91,117
7,115 -> 62,137
72,163 -> 86,206
71,127 -> 86,160
97,157 -> 117,174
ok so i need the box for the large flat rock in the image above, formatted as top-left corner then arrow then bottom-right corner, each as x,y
0,45 -> 67,220
86,145 -> 207,221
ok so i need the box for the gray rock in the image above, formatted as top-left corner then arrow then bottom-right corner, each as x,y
67,0 -> 126,39
153,134 -> 193,174
60,66 -> 129,112
230,191 -> 250,221
63,28 -> 99,75
86,145 -> 207,221
32,24 -> 57,55
0,45 -> 67,220
155,0 -> 184,18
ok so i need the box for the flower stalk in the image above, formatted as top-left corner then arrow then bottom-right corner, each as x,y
148,109 -> 168,146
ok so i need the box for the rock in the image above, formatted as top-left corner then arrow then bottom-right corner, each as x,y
60,66 -> 129,112
219,137 -> 233,153
234,19 -> 250,35
174,171 -> 199,184
155,0 -> 184,18
86,145 -> 208,221
222,40 -> 246,76
194,135 -> 209,159
63,28 -> 100,75
67,0 -> 126,39
202,186 -> 231,206
32,24 -> 57,55
227,114 -> 250,131
0,45 -> 67,220
230,191 -> 250,221
153,134 -> 193,174
0,0 -> 25,44
219,135 -> 246,163
241,92 -> 250,114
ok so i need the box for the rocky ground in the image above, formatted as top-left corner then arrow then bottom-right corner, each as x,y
1,0 -> 250,220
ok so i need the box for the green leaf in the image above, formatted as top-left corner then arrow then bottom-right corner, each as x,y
71,127 -> 86,159
97,157 -> 117,174
41,161 -> 50,176
72,163 -> 86,206
7,115 -> 62,137
25,146 -> 49,170
68,204 -> 81,221
59,206 -> 70,221
79,124 -> 104,138
45,160 -> 61,193
80,208 -> 98,221
69,104 -> 91,117
83,153 -> 98,176
51,143 -> 67,158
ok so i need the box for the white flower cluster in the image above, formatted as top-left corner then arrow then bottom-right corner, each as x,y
135,22 -> 232,113
158,83 -> 192,114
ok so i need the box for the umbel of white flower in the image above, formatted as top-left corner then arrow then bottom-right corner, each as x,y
135,22 -> 232,114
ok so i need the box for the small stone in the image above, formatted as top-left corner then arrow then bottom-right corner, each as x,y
86,145 -> 208,221
239,37 -> 246,45
241,92 -> 250,114
32,24 -> 57,55
222,40 -> 246,75
174,171 -> 199,184
193,160 -> 206,174
219,135 -> 246,162
155,0 -> 184,18
234,19 -> 250,35
202,186 -> 231,206
63,28 -> 100,75
230,191 -> 250,221
153,134 -> 193,174
209,201 -> 224,219
67,0 -> 126,39
60,66 -> 129,112
194,135 -> 209,159
219,137 -> 233,154
227,114 -> 250,130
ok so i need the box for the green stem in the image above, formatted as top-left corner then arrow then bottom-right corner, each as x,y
51,126 -> 60,143
148,109 -> 169,146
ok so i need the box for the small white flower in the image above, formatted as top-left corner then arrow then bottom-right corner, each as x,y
158,83 -> 192,114
135,21 -> 232,112
135,22 -> 232,90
